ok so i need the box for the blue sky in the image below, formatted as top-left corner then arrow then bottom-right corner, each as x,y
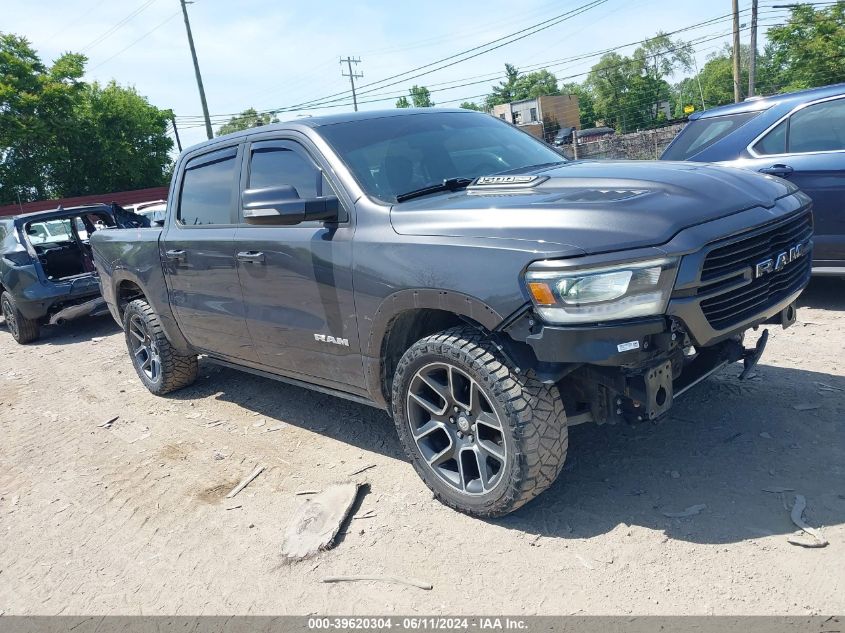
5,0 -> 779,148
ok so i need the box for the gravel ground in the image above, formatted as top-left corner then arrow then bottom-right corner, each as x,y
0,278 -> 843,615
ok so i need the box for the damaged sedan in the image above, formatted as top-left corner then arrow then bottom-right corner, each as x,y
0,203 -> 148,343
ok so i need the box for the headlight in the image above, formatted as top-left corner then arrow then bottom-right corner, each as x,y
524,257 -> 678,324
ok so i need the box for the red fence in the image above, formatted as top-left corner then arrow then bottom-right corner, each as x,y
0,186 -> 169,217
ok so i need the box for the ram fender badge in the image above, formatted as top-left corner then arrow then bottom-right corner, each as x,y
314,333 -> 350,347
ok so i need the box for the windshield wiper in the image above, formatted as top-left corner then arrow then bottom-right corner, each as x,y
395,177 -> 474,203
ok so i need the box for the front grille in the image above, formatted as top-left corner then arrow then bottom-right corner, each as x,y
699,211 -> 812,331
700,211 -> 812,282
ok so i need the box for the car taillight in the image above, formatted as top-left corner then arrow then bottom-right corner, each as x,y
3,251 -> 33,266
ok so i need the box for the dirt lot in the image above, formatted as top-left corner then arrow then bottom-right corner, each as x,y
1,279 -> 843,615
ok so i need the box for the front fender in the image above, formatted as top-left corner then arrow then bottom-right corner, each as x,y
362,288 -> 505,408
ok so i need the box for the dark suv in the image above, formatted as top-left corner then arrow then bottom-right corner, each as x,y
661,83 -> 845,275
91,109 -> 812,517
1,204 -> 147,343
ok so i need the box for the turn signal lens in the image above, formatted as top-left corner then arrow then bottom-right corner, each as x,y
527,281 -> 556,305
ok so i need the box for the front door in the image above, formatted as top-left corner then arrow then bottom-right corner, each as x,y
161,145 -> 257,362
747,96 -> 845,266
233,139 -> 364,389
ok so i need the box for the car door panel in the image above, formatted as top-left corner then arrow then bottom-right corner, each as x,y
161,145 -> 258,362
234,139 -> 364,389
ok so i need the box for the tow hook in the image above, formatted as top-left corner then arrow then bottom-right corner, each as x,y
739,328 -> 769,380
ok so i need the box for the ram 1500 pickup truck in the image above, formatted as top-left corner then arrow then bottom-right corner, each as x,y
90,109 -> 813,517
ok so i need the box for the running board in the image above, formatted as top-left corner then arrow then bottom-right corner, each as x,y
202,356 -> 383,410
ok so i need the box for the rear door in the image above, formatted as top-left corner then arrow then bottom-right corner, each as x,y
161,145 -> 258,362
747,96 -> 845,266
233,138 -> 364,390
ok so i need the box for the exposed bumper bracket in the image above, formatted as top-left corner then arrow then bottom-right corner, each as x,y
739,328 -> 768,380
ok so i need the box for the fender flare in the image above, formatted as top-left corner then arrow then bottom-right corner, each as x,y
362,289 -> 505,408
110,269 -> 193,354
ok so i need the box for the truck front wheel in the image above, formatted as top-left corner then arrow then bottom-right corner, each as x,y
123,299 -> 198,395
391,326 -> 568,518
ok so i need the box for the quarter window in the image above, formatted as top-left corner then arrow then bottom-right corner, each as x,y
178,150 -> 238,226
753,120 -> 787,155
248,147 -> 319,198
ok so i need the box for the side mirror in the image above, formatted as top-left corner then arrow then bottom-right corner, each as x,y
242,185 -> 339,226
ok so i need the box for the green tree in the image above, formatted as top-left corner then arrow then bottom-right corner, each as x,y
765,2 -> 845,92
0,32 -> 173,204
459,101 -> 482,111
485,65 -> 560,109
409,85 -> 434,107
395,95 -> 411,108
216,108 -> 278,136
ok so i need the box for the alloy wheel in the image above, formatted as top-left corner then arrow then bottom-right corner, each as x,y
406,362 -> 507,495
128,314 -> 161,383
2,297 -> 18,339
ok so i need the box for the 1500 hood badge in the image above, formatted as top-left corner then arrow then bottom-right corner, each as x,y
471,175 -> 547,187
754,240 -> 810,278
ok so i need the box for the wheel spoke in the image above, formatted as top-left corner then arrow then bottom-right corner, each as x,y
475,411 -> 502,432
134,345 -> 147,360
129,328 -> 145,343
477,438 -> 505,463
473,447 -> 491,490
412,418 -> 443,440
409,391 -> 446,416
418,373 -> 450,407
428,443 -> 454,468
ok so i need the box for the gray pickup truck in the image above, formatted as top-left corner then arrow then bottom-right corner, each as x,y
90,109 -> 813,517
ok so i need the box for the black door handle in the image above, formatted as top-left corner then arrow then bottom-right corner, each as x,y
236,251 -> 265,264
759,164 -> 794,178
165,249 -> 186,262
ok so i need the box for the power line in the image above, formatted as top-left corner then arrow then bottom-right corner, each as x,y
179,5 -> 758,122
80,0 -> 158,53
88,11 -> 180,72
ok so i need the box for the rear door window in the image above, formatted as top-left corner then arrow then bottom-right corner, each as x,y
178,148 -> 238,226
662,112 -> 760,160
788,98 -> 845,153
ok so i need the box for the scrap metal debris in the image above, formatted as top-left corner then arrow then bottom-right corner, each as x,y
661,504 -> 706,518
321,575 -> 432,590
792,403 -> 821,411
281,483 -> 360,560
98,416 -> 119,428
225,465 -> 265,499
762,486 -> 795,494
786,494 -> 829,548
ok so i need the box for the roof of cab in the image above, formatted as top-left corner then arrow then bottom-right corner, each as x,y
182,107 -> 479,154
688,83 -> 845,120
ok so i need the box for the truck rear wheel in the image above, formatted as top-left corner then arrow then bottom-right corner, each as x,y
391,326 -> 568,518
1,291 -> 40,344
123,299 -> 198,395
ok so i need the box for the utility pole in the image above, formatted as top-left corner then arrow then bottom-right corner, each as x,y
732,0 -> 742,103
748,0 -> 758,97
170,113 -> 183,152
180,0 -> 213,139
340,57 -> 363,112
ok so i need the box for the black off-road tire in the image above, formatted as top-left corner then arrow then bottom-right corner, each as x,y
391,326 -> 568,518
123,299 -> 198,395
1,291 -> 40,344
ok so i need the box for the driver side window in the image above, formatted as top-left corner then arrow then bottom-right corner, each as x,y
249,147 -> 320,198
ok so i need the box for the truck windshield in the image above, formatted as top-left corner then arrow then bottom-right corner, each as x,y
319,111 -> 566,204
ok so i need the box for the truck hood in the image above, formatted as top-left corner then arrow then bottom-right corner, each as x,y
389,160 -> 795,254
